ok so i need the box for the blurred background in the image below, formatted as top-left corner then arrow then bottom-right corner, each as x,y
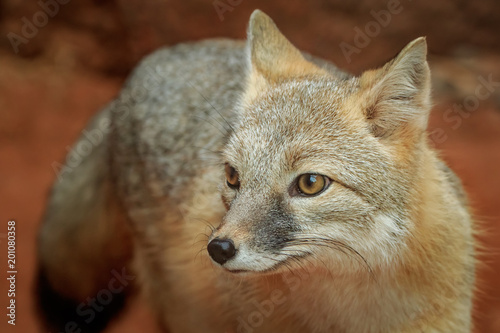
0,0 -> 499,332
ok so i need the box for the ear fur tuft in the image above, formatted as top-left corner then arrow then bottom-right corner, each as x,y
247,10 -> 321,81
243,10 -> 327,104
358,37 -> 431,138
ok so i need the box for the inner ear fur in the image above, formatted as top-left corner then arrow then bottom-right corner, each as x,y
357,37 -> 431,138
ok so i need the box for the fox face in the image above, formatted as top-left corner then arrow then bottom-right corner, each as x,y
208,11 -> 431,275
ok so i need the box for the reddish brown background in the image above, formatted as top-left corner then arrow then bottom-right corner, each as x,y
0,0 -> 499,332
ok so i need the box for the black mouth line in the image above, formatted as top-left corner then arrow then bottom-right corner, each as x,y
224,269 -> 249,274
224,252 -> 311,275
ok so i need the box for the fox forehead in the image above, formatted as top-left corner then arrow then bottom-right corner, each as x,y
240,78 -> 359,127
223,78 -> 381,175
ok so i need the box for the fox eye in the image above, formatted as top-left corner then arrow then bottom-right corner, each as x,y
295,174 -> 329,196
225,163 -> 240,189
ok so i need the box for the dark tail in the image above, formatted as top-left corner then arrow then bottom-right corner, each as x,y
35,110 -> 134,332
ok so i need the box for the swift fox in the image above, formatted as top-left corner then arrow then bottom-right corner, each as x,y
36,10 -> 476,333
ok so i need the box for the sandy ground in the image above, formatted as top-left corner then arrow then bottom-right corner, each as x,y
0,1 -> 499,332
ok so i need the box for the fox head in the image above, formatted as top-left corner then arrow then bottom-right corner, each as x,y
208,10 -> 431,275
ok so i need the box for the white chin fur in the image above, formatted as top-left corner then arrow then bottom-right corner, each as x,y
221,243 -> 287,272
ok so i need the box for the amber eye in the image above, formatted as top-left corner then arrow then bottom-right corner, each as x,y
225,164 -> 240,189
296,174 -> 328,196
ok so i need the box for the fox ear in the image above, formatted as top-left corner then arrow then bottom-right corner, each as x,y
246,10 -> 323,81
357,37 -> 431,138
243,10 -> 326,103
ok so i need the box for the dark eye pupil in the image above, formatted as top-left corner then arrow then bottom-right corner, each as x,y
228,167 -> 237,183
225,163 -> 240,189
306,175 -> 317,188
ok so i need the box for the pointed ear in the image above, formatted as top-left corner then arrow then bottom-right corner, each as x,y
357,37 -> 431,138
247,10 -> 324,81
243,10 -> 327,103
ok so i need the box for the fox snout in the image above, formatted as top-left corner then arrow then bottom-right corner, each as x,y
206,222 -> 249,270
206,230 -> 286,273
206,194 -> 302,273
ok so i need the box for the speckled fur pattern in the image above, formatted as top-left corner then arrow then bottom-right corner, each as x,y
37,10 -> 475,333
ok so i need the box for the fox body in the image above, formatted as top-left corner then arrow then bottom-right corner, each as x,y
37,10 -> 475,333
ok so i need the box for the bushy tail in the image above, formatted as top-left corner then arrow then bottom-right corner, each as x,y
35,109 -> 134,332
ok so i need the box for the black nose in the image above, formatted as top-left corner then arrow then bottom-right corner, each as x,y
207,238 -> 236,265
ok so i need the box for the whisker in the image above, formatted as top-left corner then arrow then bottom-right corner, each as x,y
190,115 -> 230,138
179,75 -> 237,136
283,235 -> 376,281
194,246 -> 207,262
